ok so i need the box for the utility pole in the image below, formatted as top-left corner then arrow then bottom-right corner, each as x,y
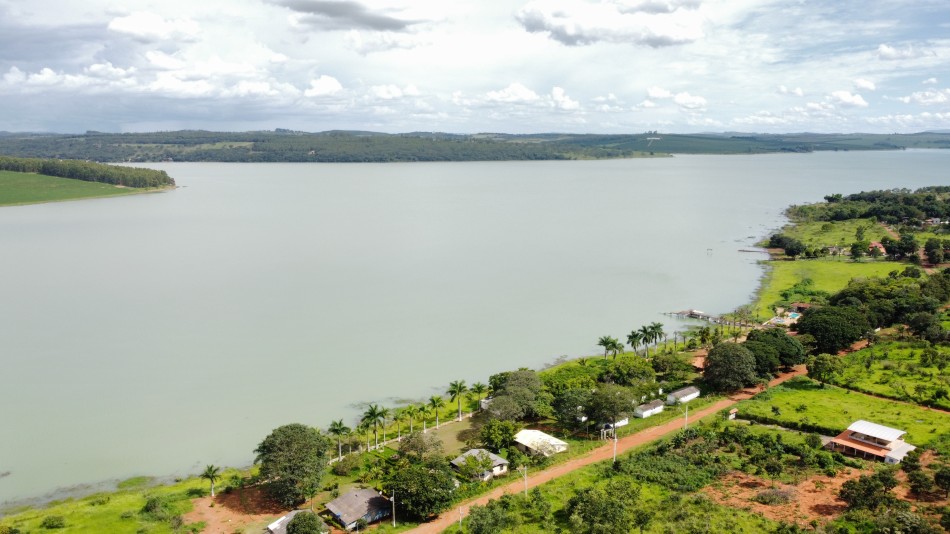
459,506 -> 463,528
517,465 -> 528,496
612,430 -> 618,463
391,491 -> 396,527
684,404 -> 689,430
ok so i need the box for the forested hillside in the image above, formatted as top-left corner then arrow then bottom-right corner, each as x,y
0,130 -> 947,163
0,156 -> 174,188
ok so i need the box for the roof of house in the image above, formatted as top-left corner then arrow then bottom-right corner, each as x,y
325,488 -> 390,527
450,449 -> 508,469
514,429 -> 567,452
669,386 -> 700,399
847,420 -> 906,442
789,302 -> 812,309
267,510 -> 303,534
636,399 -> 665,411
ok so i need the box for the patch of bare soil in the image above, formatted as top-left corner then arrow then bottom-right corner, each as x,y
184,485 -> 288,534
703,468 -> 868,527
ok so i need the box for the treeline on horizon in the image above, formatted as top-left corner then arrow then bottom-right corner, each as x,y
0,156 -> 175,188
0,129 -> 948,163
789,186 -> 950,224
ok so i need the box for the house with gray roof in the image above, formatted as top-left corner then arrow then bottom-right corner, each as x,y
450,449 -> 509,481
325,488 -> 391,531
666,386 -> 700,405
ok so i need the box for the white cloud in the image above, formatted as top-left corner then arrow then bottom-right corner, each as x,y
647,86 -> 672,99
778,85 -> 804,97
897,89 -> 950,105
923,78 -> 938,85
486,83 -> 539,103
829,90 -> 868,107
876,43 -> 919,60
637,99 -> 657,108
853,78 -> 876,91
673,91 -> 706,110
343,30 -> 423,55
551,87 -> 579,110
145,51 -> 185,71
108,12 -> 200,41
304,75 -> 343,97
516,0 -> 704,47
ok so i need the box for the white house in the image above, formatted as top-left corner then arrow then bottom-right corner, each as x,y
514,429 -> 568,457
828,420 -> 917,464
634,399 -> 665,418
450,449 -> 509,481
602,418 -> 629,430
666,386 -> 700,405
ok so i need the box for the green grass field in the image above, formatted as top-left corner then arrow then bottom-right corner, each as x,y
779,218 -> 887,250
737,377 -> 948,445
753,258 -> 903,319
0,170 -> 145,206
830,341 -> 950,410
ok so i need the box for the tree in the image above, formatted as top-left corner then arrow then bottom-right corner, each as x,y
742,340 -> 781,378
286,512 -> 327,534
626,330 -> 645,356
934,466 -> 950,498
648,322 -> 665,354
480,419 -> 519,452
201,464 -> 221,498
466,500 -> 514,534
399,431 -> 444,461
254,424 -> 330,507
631,507 -> 654,534
764,458 -> 784,488
328,420 -> 350,460
696,326 -> 712,348
428,395 -> 446,428
470,382 -> 488,408
382,460 -> 455,520
552,387 -> 593,431
907,470 -> 933,498
567,478 -> 641,534
597,335 -> 620,359
403,405 -> 418,433
447,380 -> 468,421
805,354 -> 843,387
587,384 -> 634,431
361,404 -> 388,449
419,404 -> 432,433
704,342 -> 757,392
599,355 -> 656,386
745,328 -> 806,369
783,238 -> 807,259
795,306 -> 870,354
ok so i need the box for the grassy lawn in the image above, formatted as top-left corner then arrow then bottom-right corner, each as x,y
780,218 -> 887,250
753,257 -> 903,319
0,471 -> 226,534
737,376 -> 948,445
0,170 -> 146,206
830,341 -> 950,410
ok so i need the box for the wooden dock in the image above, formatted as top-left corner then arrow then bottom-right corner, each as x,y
665,309 -> 756,328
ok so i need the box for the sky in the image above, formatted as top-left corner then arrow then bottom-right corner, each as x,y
0,0 -> 948,134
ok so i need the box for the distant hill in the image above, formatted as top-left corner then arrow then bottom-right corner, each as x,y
0,130 -> 946,163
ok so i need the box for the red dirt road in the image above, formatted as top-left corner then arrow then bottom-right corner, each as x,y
408,366 -> 807,533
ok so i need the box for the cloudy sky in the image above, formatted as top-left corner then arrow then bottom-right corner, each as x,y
1,0 -> 948,134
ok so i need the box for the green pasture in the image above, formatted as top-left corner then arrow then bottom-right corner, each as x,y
830,341 -> 950,410
0,170 -> 141,206
737,377 -> 948,445
780,218 -> 888,249
753,258 -> 903,318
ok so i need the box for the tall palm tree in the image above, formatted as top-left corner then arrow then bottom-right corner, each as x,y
447,380 -> 468,421
361,404 -> 387,449
419,404 -> 432,433
201,464 -> 221,497
403,404 -> 418,433
470,382 -> 488,410
328,419 -> 350,460
393,408 -> 406,441
649,322 -> 665,354
627,330 -> 645,356
380,408 -> 392,443
597,335 -> 618,359
428,395 -> 446,428
697,326 -> 712,348
609,338 -> 624,359
638,325 -> 654,356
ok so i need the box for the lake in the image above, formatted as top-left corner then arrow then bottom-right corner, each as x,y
1,151 -> 948,506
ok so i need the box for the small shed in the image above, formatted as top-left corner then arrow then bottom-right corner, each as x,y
326,488 -> 391,531
479,397 -> 494,411
666,386 -> 700,405
514,429 -> 568,457
267,511 -> 329,534
450,449 -> 509,481
728,408 -> 738,420
634,399 -> 665,418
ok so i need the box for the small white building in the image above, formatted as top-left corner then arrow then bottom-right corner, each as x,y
634,399 -> 665,418
667,386 -> 700,405
514,429 -> 568,457
602,418 -> 629,430
479,397 -> 494,411
450,449 -> 509,481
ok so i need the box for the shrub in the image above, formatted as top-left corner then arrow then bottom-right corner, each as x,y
331,454 -> 360,476
752,488 -> 795,505
40,515 -> 66,529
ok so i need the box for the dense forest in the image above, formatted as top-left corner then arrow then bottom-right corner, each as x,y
0,156 -> 175,188
789,187 -> 950,224
0,130 -> 947,163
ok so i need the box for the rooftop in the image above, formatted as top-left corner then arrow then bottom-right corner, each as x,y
847,420 -> 906,443
325,488 -> 390,527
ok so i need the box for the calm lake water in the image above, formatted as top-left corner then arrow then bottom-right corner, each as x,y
1,151 -> 948,506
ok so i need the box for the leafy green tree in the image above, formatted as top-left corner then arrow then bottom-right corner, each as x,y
287,511 -> 327,534
466,500 -> 514,534
328,420 -> 350,460
598,355 -> 656,386
398,431 -> 444,461
201,464 -> 221,497
626,330 -> 645,355
480,419 -> 520,452
552,387 -> 593,431
587,384 -> 634,430
470,382 -> 488,408
805,354 -> 843,387
907,470 -> 933,498
419,404 -> 433,433
448,380 -> 469,421
795,306 -> 870,354
934,466 -> 950,498
254,424 -> 331,507
382,460 -> 455,520
704,342 -> 757,392
783,238 -> 807,259
742,340 -> 781,378
403,404 -> 418,433
567,478 -> 641,534
745,328 -> 806,369
597,336 -> 621,359
648,322 -> 665,353
428,396 -> 446,428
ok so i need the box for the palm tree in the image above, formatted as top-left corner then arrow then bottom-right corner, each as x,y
393,409 -> 406,441
627,330 -> 645,356
447,380 -> 468,421
428,395 -> 446,428
609,338 -> 624,359
380,408 -> 392,443
361,404 -> 387,449
649,322 -> 665,354
697,326 -> 712,348
201,464 -> 221,497
328,419 -> 350,460
597,335 -> 619,359
638,325 -> 654,356
403,404 -> 418,433
419,404 -> 432,433
470,382 -> 488,410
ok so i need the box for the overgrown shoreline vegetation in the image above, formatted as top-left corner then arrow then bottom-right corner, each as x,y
0,130 -> 948,163
0,156 -> 175,188
4,186 -> 950,533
